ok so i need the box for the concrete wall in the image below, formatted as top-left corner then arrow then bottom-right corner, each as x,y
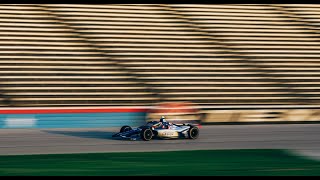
1,107 -> 319,129
202,109 -> 320,123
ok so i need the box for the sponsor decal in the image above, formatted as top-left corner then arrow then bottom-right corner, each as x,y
5,116 -> 37,128
160,131 -> 175,136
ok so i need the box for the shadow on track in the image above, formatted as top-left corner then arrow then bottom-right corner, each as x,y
43,130 -> 164,141
43,130 -> 118,140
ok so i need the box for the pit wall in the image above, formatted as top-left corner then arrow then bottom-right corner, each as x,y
0,107 -> 319,129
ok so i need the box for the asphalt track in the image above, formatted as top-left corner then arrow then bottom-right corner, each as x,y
0,124 -> 320,159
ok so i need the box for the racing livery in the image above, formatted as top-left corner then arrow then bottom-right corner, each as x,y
112,116 -> 200,141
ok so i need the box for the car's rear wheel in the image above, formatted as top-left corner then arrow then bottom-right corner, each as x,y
140,128 -> 153,141
188,126 -> 199,139
120,125 -> 132,133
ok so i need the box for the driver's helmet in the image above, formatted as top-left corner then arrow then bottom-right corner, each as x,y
160,116 -> 167,123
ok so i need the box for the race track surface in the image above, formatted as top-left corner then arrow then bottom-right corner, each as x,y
0,124 -> 320,158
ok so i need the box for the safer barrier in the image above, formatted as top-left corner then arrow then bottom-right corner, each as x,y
0,107 -> 148,129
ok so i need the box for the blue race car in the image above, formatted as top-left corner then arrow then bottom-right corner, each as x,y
112,116 -> 199,141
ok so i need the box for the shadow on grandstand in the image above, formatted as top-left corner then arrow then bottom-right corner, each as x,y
43,130 -> 117,140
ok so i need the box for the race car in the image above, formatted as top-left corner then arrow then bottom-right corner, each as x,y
112,116 -> 200,141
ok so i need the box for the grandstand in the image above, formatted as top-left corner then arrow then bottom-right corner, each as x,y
0,4 -> 319,108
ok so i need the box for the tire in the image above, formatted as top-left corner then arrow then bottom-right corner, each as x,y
120,125 -> 132,133
188,126 -> 199,139
140,128 -> 153,141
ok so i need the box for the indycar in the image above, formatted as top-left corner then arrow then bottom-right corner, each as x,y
112,119 -> 200,141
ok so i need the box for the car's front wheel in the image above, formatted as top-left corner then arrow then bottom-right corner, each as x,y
188,126 -> 199,139
140,128 -> 153,141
